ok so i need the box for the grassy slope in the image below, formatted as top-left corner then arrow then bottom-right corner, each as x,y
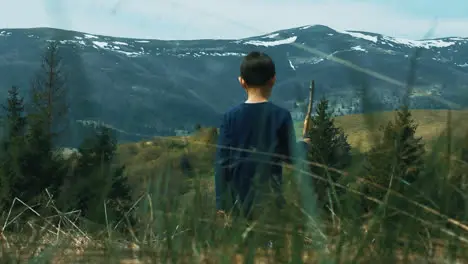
117,110 -> 468,190
117,128 -> 218,195
295,109 -> 468,152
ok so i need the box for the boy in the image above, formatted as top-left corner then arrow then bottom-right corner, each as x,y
214,51 -> 297,220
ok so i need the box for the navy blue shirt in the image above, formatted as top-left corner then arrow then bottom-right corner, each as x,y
214,102 -> 297,216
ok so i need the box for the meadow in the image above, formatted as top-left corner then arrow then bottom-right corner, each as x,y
1,41 -> 468,264
4,109 -> 456,263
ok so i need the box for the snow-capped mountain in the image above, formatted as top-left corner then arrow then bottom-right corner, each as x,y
0,25 -> 467,143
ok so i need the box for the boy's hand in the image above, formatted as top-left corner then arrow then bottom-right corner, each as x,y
216,210 -> 226,216
216,210 -> 231,227
296,139 -> 311,153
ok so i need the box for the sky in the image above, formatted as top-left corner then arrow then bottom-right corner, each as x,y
0,0 -> 467,40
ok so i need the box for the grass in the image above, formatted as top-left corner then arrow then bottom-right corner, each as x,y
295,109 -> 468,152
1,110 -> 468,263
119,109 -> 468,188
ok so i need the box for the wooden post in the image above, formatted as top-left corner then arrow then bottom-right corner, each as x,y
302,80 -> 315,140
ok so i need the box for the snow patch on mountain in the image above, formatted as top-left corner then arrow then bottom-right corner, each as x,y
382,36 -> 456,49
54,35 -> 247,58
334,27 -> 459,49
244,36 -> 297,47
113,41 -> 128,46
174,51 -> 246,58
351,45 -> 367,52
84,34 -> 99,39
92,41 -> 107,49
91,41 -> 146,57
336,30 -> 378,43
0,31 -> 11,36
59,39 -> 86,45
262,33 -> 279,39
448,37 -> 467,41
458,63 -> 468,67
288,59 -> 296,70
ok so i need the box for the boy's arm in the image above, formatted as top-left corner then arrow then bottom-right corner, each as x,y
214,114 -> 232,211
279,112 -> 297,164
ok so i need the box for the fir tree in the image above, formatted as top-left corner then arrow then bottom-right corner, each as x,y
0,86 -> 27,206
443,131 -> 468,220
305,98 -> 351,209
28,41 -> 68,140
71,125 -> 131,224
461,132 -> 468,163
3,86 -> 27,140
22,41 -> 69,203
364,105 -> 425,213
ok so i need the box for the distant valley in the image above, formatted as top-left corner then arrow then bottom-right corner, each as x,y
0,25 -> 467,145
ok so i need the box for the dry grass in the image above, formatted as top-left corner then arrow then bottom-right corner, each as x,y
113,109 -> 468,197
116,109 -> 468,177
2,110 -> 460,263
295,109 -> 468,151
116,128 -> 218,194
1,232 -> 463,263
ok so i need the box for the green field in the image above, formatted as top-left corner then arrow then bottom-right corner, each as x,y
295,109 -> 468,151
3,109 -> 468,263
118,109 -> 468,181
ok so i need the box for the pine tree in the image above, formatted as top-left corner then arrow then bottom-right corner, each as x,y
461,132 -> 468,163
3,86 -> 27,140
0,86 -> 27,206
364,105 -> 425,212
28,41 -> 68,140
444,132 -> 468,220
305,98 -> 351,209
22,41 -> 69,202
70,125 -> 131,224
107,164 -> 132,223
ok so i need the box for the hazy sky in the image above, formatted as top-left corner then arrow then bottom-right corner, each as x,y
0,0 -> 467,40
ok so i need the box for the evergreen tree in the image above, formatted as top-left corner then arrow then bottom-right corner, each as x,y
364,105 -> 425,212
3,86 -> 27,140
443,132 -> 468,220
305,98 -> 351,209
22,41 -> 69,203
28,41 -> 68,140
0,86 -> 27,206
70,125 -> 131,224
461,132 -> 468,163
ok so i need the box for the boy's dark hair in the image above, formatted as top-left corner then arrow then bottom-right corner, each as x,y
240,51 -> 276,86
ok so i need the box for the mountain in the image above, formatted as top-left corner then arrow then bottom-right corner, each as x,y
0,25 -> 467,144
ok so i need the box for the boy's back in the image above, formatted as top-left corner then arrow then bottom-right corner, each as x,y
215,101 -> 296,217
215,51 -> 298,218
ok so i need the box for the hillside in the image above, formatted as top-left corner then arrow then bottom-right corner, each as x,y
0,26 -> 467,145
117,109 -> 468,188
296,109 -> 468,152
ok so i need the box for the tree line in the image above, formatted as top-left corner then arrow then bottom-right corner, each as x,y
0,41 -> 132,227
302,94 -> 468,237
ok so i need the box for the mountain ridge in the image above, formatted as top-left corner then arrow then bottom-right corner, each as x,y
0,24 -> 467,145
4,24 -> 468,43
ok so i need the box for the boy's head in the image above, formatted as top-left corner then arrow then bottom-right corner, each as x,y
239,51 -> 276,97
